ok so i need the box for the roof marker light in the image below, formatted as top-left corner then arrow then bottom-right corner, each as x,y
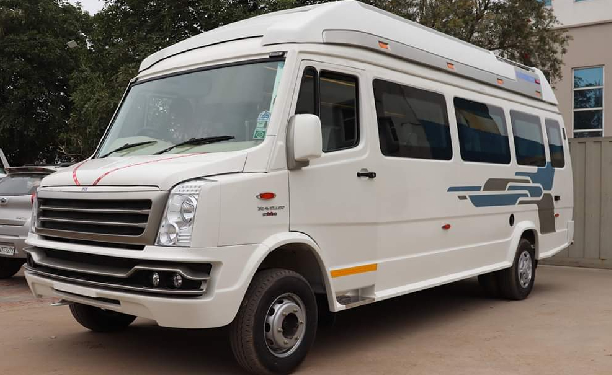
535,90 -> 542,97
442,224 -> 451,230
447,62 -> 455,70
497,78 -> 504,85
378,41 -> 389,50
535,78 -> 541,85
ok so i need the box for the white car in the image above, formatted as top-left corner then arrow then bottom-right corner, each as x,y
24,2 -> 574,374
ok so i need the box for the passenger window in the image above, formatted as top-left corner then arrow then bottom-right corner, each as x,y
510,110 -> 546,167
454,98 -> 510,164
545,119 -> 565,168
373,79 -> 452,160
294,68 -> 359,152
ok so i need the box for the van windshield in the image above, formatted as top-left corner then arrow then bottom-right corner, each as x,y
96,60 -> 285,158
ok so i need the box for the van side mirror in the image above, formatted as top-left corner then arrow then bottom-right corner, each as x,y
287,114 -> 323,170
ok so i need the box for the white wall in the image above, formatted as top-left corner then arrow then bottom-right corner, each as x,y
550,0 -> 612,28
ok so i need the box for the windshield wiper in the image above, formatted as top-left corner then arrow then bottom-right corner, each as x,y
154,136 -> 235,155
98,141 -> 158,158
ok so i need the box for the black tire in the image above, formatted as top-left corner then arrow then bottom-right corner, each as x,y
498,238 -> 536,300
230,269 -> 318,375
0,258 -> 24,279
478,272 -> 500,298
69,303 -> 136,332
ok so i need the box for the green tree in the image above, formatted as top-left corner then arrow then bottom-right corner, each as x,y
0,0 -> 90,165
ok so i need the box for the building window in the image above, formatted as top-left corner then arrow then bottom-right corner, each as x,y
573,66 -> 604,138
373,79 -> 452,160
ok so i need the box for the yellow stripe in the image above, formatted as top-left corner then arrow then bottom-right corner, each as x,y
330,263 -> 378,278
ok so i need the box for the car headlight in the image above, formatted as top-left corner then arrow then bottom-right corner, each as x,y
156,180 -> 206,247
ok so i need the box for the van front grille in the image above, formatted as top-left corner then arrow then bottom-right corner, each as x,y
35,190 -> 168,248
39,198 -> 151,236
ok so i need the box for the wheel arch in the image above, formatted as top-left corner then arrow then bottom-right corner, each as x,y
245,232 -> 335,314
508,221 -> 539,262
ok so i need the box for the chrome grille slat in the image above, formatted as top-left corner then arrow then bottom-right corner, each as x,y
39,217 -> 147,228
40,205 -> 151,215
36,189 -> 168,247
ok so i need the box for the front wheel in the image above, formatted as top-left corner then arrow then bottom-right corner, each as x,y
69,303 -> 136,332
230,269 -> 318,375
498,238 -> 536,300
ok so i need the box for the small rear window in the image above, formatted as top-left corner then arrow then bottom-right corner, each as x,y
0,175 -> 42,196
545,119 -> 565,168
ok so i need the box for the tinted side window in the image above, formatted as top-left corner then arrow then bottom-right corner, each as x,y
294,69 -> 359,152
374,79 -> 452,160
295,67 -> 317,115
545,119 -> 565,168
454,97 -> 510,164
510,110 -> 546,167
319,71 -> 359,152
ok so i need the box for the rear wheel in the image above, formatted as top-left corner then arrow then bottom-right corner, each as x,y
0,258 -> 24,279
230,269 -> 318,375
498,238 -> 536,300
69,303 -> 136,332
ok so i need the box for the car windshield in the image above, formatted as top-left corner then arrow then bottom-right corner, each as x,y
0,175 -> 43,196
96,60 -> 285,158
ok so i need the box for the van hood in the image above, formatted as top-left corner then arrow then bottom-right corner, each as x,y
41,152 -> 247,191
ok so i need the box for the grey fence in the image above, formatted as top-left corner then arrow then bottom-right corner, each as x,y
543,137 -> 612,269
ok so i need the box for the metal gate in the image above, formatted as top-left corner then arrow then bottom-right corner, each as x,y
543,137 -> 612,269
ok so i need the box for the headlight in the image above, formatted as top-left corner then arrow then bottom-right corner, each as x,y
156,180 -> 206,247
30,189 -> 39,233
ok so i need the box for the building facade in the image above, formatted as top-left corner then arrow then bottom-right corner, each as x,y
548,0 -> 612,138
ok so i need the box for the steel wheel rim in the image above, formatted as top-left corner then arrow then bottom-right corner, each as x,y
518,251 -> 533,289
264,292 -> 306,358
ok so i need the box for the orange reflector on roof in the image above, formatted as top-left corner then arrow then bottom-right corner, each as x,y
497,78 -> 504,85
447,62 -> 455,70
378,41 -> 389,50
536,90 -> 542,97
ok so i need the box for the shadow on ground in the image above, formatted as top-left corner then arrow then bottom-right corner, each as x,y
24,276 -> 563,375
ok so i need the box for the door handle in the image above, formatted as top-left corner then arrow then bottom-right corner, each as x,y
554,195 -> 561,202
357,169 -> 376,179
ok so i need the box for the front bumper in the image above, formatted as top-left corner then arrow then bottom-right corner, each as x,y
0,234 -> 28,259
24,237 -> 262,328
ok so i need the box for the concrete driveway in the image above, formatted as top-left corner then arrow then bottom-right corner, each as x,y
1,265 -> 611,375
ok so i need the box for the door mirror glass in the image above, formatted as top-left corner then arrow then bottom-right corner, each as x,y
287,114 -> 323,169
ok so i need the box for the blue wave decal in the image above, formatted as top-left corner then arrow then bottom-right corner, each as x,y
447,186 -> 481,192
515,163 -> 555,191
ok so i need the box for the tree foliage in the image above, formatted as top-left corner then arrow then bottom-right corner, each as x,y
0,0 -> 569,165
0,0 -> 90,165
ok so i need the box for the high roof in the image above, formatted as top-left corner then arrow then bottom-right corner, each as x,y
139,0 -> 556,105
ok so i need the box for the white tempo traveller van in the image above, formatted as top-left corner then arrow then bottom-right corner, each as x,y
25,1 -> 574,374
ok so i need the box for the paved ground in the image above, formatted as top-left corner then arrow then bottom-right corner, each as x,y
1,265 -> 612,375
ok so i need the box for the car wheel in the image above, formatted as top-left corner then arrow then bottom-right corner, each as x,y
69,303 -> 136,332
498,238 -> 536,300
230,268 -> 318,375
0,258 -> 24,279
